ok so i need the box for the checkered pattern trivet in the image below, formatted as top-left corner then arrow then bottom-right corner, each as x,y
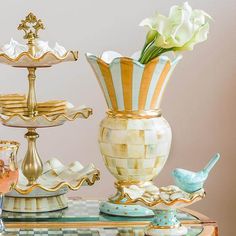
5,226 -> 202,236
3,199 -> 100,219
66,199 -> 100,217
5,228 -> 120,236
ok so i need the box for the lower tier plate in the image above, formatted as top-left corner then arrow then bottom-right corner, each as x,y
3,158 -> 100,212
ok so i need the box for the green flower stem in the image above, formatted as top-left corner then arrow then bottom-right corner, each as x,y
142,48 -> 158,64
139,46 -> 174,64
143,47 -> 162,64
140,43 -> 148,59
139,44 -> 155,63
140,40 -> 154,59
139,45 -> 161,64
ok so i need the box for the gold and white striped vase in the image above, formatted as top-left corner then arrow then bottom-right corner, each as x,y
86,51 -> 182,215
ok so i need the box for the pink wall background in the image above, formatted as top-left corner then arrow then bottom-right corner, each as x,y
0,0 -> 235,234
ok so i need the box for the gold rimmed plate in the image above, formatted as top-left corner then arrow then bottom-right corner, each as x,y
3,159 -> 100,212
6,158 -> 100,197
111,185 -> 205,210
131,190 -> 205,210
0,51 -> 78,67
0,106 -> 92,128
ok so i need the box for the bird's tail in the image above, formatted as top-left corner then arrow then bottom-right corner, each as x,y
203,153 -> 220,174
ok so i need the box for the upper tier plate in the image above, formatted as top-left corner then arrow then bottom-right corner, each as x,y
0,105 -> 92,128
0,51 -> 78,67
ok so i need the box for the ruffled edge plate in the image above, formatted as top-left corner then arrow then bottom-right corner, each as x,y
0,50 -> 78,67
0,106 -> 92,128
6,158 -> 100,197
112,184 -> 205,210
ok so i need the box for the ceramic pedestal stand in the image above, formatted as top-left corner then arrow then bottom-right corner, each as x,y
0,13 -> 100,212
148,209 -> 187,236
123,185 -> 205,236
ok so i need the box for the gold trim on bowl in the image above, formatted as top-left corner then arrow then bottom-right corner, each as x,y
0,51 -> 78,65
113,191 -> 205,207
13,169 -> 100,195
0,108 -> 93,127
110,181 -> 206,207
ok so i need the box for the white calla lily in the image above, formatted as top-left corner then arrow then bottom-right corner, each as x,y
139,2 -> 211,53
176,22 -> 210,51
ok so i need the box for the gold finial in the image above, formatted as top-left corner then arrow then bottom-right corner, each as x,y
17,13 -> 45,56
18,12 -> 45,40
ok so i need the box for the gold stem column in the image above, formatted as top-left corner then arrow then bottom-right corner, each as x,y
27,67 -> 38,117
27,38 -> 36,57
21,128 -> 43,185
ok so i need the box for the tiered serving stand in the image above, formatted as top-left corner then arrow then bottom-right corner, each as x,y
0,13 -> 100,212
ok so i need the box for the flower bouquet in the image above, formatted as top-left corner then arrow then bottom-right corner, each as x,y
139,2 -> 211,64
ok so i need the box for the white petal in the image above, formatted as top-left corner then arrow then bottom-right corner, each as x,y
155,14 -> 170,35
194,23 -> 210,42
183,2 -> 193,13
176,23 -> 209,51
139,17 -> 154,29
139,13 -> 162,30
173,18 -> 194,45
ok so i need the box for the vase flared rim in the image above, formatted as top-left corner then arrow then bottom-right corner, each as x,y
86,50 -> 182,67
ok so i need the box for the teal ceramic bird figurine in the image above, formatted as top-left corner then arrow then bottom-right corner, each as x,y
172,153 -> 220,193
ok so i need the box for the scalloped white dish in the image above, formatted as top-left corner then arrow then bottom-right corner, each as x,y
0,39 -> 78,67
6,158 -> 100,197
124,185 -> 205,210
4,158 -> 100,212
0,51 -> 78,67
0,105 -> 92,128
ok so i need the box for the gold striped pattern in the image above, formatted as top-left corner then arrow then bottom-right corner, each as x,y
150,60 -> 171,109
138,58 -> 159,110
97,60 -> 118,110
120,58 -> 133,110
87,55 -> 176,112
89,62 -> 110,107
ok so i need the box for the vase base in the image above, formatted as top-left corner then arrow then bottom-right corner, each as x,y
147,225 -> 187,236
100,201 -> 154,217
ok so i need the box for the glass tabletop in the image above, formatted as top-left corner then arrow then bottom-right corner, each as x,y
2,198 -> 210,235
3,199 -> 197,224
